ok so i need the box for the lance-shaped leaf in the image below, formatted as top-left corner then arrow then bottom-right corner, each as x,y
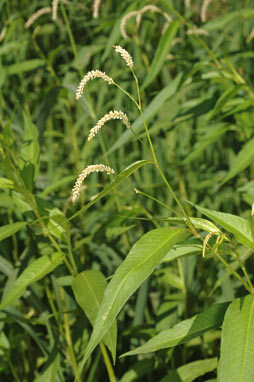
76,227 -> 187,377
218,294 -> 254,382
72,270 -> 117,363
193,204 -> 254,250
220,138 -> 254,186
121,303 -> 229,356
162,358 -> 217,382
70,160 -> 152,221
0,222 -> 27,242
141,20 -> 180,90
0,252 -> 64,310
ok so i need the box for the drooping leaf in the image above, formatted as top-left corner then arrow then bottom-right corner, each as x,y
141,20 -> 180,90
121,303 -> 229,356
0,252 -> 64,310
72,270 -> 117,363
76,228 -> 187,377
193,204 -> 254,250
218,294 -> 254,382
0,222 -> 27,242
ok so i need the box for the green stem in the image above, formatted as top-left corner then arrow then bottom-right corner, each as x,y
99,342 -> 117,382
215,252 -> 251,292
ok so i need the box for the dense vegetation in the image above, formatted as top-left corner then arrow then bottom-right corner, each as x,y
1,1 -> 254,381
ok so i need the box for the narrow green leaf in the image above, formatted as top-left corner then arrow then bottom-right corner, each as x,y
141,20 -> 180,90
8,59 -> 45,74
162,358 -> 217,382
0,252 -> 64,310
108,73 -> 183,154
72,270 -> 117,363
193,204 -> 254,250
203,9 -> 254,32
0,222 -> 27,242
76,228 -> 187,377
220,138 -> 254,186
18,112 -> 40,190
35,352 -> 60,382
182,123 -> 231,164
218,294 -> 254,382
70,160 -> 152,221
0,177 -> 14,189
121,303 -> 229,356
121,359 -> 154,382
207,85 -> 246,121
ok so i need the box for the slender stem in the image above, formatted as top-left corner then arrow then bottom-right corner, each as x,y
60,287 -> 81,382
99,342 -> 117,382
215,252 -> 251,292
134,188 -> 180,217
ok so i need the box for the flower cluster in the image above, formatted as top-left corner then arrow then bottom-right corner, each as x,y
113,45 -> 133,68
88,110 -> 130,141
25,7 -> 51,28
72,46 -> 134,203
72,165 -> 115,203
76,70 -> 114,100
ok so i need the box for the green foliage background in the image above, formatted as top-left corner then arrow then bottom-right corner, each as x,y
0,0 -> 254,381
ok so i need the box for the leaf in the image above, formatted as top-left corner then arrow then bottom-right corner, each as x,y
218,294 -> 254,382
76,227 -> 187,377
0,252 -> 64,310
220,138 -> 254,186
141,20 -> 180,90
47,208 -> 69,242
163,240 -> 203,263
70,160 -> 152,221
0,222 -> 27,242
203,9 -> 254,32
193,204 -> 254,250
162,358 -> 217,382
166,217 -> 221,233
18,112 -> 40,190
8,59 -> 45,75
207,85 -> 246,121
108,73 -> 183,154
121,303 -> 229,356
182,123 -> 231,164
72,270 -> 117,363
121,359 -> 154,382
0,177 -> 14,189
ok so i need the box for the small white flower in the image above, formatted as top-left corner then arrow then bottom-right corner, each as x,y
113,45 -> 133,68
88,110 -> 130,141
76,70 -> 114,100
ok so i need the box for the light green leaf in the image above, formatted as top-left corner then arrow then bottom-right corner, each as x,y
166,216 -> 221,233
203,9 -> 254,32
70,160 -> 152,221
193,204 -> 254,250
108,73 -> 183,154
76,228 -> 187,377
8,59 -> 45,75
35,352 -> 60,382
163,240 -> 203,263
18,112 -> 40,190
0,222 -> 27,242
0,252 -> 64,310
0,177 -> 14,189
72,270 -> 117,363
47,208 -> 69,242
218,294 -> 254,382
162,358 -> 217,382
182,123 -> 231,164
220,138 -> 254,186
121,303 -> 229,356
141,20 -> 180,90
121,359 -> 154,382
